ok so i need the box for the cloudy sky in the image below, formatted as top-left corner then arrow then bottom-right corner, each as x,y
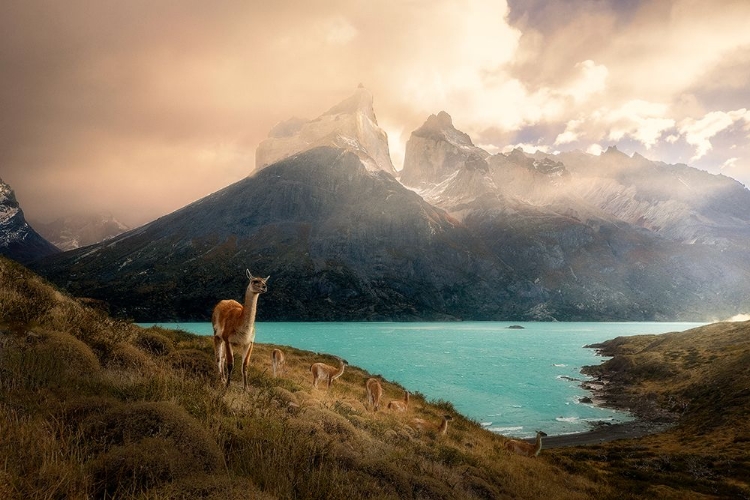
2,0 -> 749,227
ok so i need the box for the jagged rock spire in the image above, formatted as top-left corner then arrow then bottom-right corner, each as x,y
255,87 -> 396,176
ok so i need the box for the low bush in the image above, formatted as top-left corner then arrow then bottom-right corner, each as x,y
135,330 -> 175,356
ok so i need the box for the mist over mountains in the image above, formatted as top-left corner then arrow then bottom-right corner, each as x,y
26,88 -> 750,322
32,214 -> 130,251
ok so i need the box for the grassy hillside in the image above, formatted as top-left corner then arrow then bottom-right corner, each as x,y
2,255 -> 749,499
549,322 -> 750,498
0,256 -> 604,499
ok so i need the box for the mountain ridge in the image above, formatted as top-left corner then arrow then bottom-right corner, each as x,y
25,90 -> 750,322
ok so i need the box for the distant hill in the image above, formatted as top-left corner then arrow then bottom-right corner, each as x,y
0,177 -> 59,264
31,145 -> 750,322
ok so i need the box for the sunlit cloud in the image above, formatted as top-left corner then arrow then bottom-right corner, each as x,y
720,157 -> 738,171
725,313 -> 750,322
565,60 -> 608,103
555,119 -> 584,145
679,109 -> 750,160
2,0 -> 750,226
324,16 -> 358,45
502,143 -> 553,154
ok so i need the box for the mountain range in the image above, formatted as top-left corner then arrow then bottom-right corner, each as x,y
26,88 -> 750,321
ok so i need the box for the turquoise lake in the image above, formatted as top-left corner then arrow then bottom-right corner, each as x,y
145,321 -> 704,438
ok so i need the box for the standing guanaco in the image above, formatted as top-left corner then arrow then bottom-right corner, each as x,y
310,357 -> 348,389
366,378 -> 383,411
504,431 -> 548,457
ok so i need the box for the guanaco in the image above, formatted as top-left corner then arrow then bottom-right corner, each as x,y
413,414 -> 453,436
504,431 -> 548,457
387,390 -> 409,412
365,378 -> 383,411
212,270 -> 269,390
310,357 -> 348,389
271,348 -> 285,378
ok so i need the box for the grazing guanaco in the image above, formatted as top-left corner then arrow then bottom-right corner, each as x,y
310,357 -> 348,389
504,431 -> 548,457
271,348 -> 285,378
212,270 -> 269,390
387,390 -> 409,412
412,414 -> 453,436
365,378 -> 383,411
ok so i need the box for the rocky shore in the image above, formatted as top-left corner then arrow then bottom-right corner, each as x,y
540,341 -> 676,449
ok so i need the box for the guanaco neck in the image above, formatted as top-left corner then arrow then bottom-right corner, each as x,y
404,391 -> 410,405
239,289 -> 260,334
534,433 -> 544,456
439,418 -> 449,435
333,361 -> 346,379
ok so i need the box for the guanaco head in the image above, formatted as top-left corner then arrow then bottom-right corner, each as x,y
245,269 -> 270,294
536,430 -> 548,437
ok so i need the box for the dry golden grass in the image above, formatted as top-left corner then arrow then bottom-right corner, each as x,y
3,255 -> 748,498
550,321 -> 750,498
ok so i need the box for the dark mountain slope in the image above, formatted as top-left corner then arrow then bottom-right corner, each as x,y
32,147 -> 522,321
461,194 -> 750,321
32,144 -> 750,322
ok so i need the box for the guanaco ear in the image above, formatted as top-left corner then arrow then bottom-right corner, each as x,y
246,269 -> 253,279
264,276 -> 270,282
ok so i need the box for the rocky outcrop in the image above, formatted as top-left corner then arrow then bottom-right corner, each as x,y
0,178 -> 59,264
400,111 -> 490,188
255,86 -> 396,176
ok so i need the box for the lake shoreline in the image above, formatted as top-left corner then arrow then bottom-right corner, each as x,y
542,341 -> 676,449
541,420 -> 672,448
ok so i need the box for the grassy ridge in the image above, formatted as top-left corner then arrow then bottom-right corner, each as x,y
0,257 -> 604,499
4,255 -> 749,499
549,322 -> 750,498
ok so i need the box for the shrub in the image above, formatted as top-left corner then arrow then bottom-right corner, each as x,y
0,330 -> 100,391
81,401 -> 223,473
168,348 -> 216,379
88,437 -> 197,497
135,330 -> 175,356
106,342 -> 159,372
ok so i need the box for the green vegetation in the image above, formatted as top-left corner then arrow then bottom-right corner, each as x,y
2,255 -> 749,499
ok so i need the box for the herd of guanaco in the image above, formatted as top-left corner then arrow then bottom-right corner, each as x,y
274,348 -> 543,452
213,270 -> 546,456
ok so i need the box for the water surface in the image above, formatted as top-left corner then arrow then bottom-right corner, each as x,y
146,321 -> 703,437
